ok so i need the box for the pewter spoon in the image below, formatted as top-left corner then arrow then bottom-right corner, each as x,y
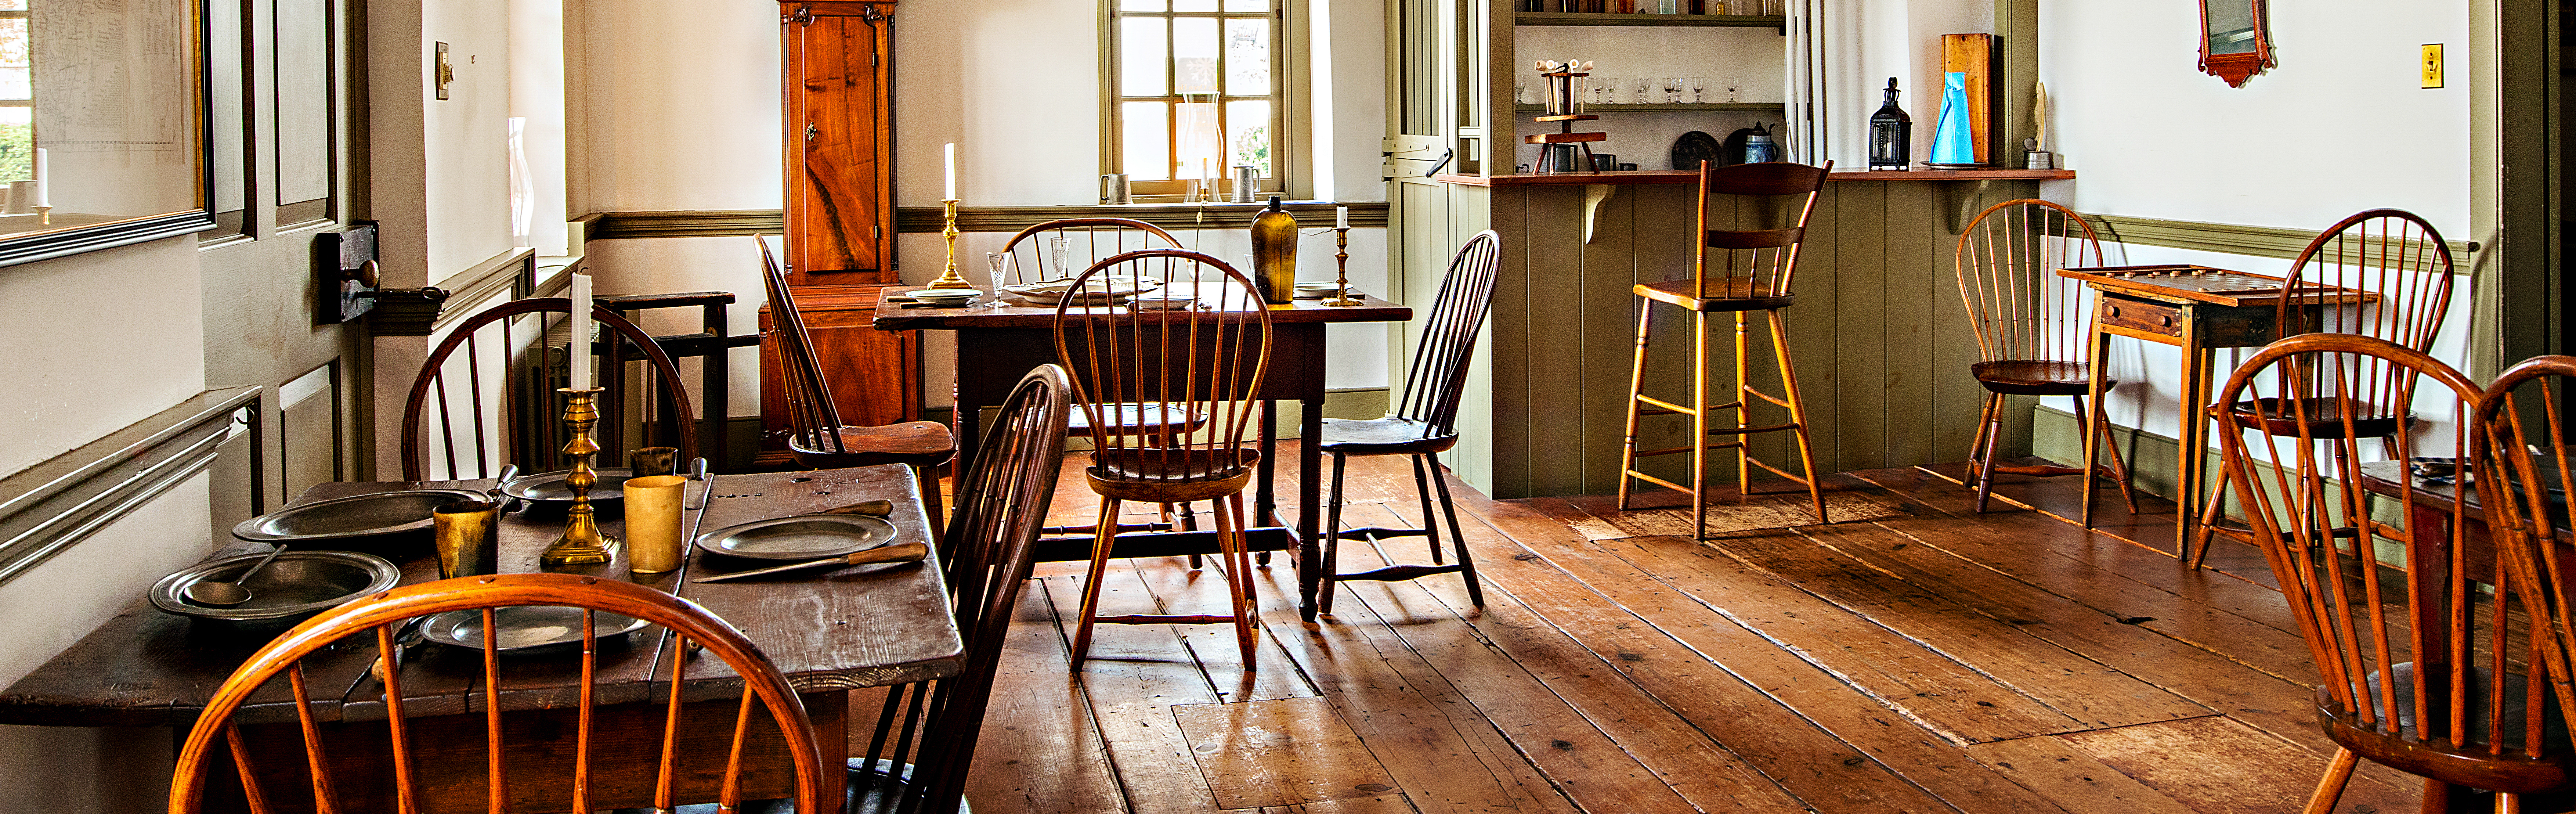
187,544 -> 289,606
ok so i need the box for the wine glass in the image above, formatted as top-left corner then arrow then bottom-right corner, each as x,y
1664,77 -> 1686,104
1725,76 -> 1743,103
1515,76 -> 1529,105
1596,76 -> 1619,104
1690,76 -> 1707,102
1632,78 -> 1655,104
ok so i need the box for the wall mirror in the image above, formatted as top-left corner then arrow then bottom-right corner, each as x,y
0,0 -> 210,267
2198,0 -> 2274,88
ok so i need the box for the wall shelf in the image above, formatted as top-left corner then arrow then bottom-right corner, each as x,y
1512,12 -> 1785,29
1514,102 -> 1783,112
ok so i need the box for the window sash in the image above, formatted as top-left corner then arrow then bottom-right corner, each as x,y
1103,0 -> 1286,199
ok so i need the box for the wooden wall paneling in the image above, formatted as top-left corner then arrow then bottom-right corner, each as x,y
1515,188 -> 1589,497
1882,182 -> 1944,467
1610,186 -> 1696,493
1450,185 -> 1499,491
1481,188 -> 1535,497
1784,185 -> 1842,480
278,362 -> 342,500
783,4 -> 897,282
1560,186 -> 1636,495
1832,183 -> 1891,473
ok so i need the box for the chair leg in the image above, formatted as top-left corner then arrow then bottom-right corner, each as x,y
1692,311 -> 1713,539
2300,747 -> 2358,814
1973,395 -> 2004,514
1764,310 -> 1827,525
1319,453 -> 1350,616
2076,394 -> 2142,514
1966,391 -> 1998,472
1217,493 -> 1260,667
1426,451 -> 1484,608
1732,311 -> 1753,505
1070,498 -> 1124,668
1170,503 -> 1202,570
1618,302 -> 1654,511
1410,455 -> 1444,565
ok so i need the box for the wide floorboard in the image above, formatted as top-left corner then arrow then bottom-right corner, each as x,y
941,449 -> 2423,813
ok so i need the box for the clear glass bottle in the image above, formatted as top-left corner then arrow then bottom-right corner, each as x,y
1249,197 -> 1298,304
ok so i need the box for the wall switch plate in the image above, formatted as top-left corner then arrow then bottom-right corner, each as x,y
2422,43 -> 2445,89
435,42 -> 454,100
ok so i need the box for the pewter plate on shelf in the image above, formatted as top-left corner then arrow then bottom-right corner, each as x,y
418,606 -> 654,654
694,514 -> 897,561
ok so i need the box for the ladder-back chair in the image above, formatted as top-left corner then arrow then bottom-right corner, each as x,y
1056,249 -> 1272,668
2214,334 -> 2566,811
846,364 -> 1070,813
167,574 -> 830,813
757,236 -> 958,527
1317,231 -> 1499,615
2190,209 -> 2460,568
400,298 -> 697,481
1953,199 -> 2138,514
1617,160 -> 1834,537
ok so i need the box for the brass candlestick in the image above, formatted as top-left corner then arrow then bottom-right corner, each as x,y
1323,227 -> 1363,306
32,206 -> 49,227
923,198 -> 975,289
540,387 -> 618,566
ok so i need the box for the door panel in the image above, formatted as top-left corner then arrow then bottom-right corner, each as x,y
785,6 -> 896,282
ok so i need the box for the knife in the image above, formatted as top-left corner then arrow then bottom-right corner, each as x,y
691,542 -> 931,583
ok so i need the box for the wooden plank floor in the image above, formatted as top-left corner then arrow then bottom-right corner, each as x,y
945,448 -> 2423,813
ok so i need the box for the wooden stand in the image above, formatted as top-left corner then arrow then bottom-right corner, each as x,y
1531,66 -> 1607,174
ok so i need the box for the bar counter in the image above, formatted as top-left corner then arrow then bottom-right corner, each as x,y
1419,166 -> 2074,498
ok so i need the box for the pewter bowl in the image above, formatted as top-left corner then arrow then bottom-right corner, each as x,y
149,550 -> 402,631
231,489 -> 488,544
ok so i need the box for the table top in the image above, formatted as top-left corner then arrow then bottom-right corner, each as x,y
0,466 -> 961,728
871,291 -> 1412,331
2058,264 -> 2378,308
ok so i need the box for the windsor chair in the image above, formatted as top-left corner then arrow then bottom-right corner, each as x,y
1317,231 -> 1499,615
758,236 -> 958,529
1056,249 -> 1272,667
400,298 -> 697,481
2216,334 -> 2569,813
1952,199 -> 2138,514
994,217 -> 1182,287
166,574 -> 831,813
1616,160 -> 1834,537
2189,209 -> 2459,569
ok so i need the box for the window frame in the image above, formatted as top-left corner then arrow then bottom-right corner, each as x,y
1098,0 -> 1305,202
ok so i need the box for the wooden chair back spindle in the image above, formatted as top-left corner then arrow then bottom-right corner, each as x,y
168,575 -> 829,814
2474,356 -> 2576,756
2261,209 -> 2460,427
400,298 -> 698,481
1954,199 -> 2103,367
1393,230 -> 1501,437
1687,161 -> 1832,301
2215,334 -> 2569,804
997,217 -> 1182,287
759,235 -> 852,456
1054,250 -> 1272,472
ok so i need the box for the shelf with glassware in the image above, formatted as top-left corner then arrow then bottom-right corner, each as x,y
1513,12 -> 1786,29
1515,102 -> 1780,113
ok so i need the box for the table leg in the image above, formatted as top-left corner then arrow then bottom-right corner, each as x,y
1256,403 -> 1277,567
1299,397 -> 1323,621
2174,320 -> 2208,560
954,397 -> 983,477
2082,301 -> 2110,529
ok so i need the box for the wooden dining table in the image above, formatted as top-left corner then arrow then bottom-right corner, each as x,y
0,465 -> 960,812
875,292 -> 1412,622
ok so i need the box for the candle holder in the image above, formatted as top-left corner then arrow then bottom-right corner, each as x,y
539,387 -> 618,566
922,198 -> 976,290
1323,227 -> 1363,307
32,205 -> 49,227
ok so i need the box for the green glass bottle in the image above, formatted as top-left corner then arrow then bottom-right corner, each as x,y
1249,196 -> 1298,304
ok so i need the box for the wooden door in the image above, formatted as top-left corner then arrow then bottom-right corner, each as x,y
782,2 -> 897,283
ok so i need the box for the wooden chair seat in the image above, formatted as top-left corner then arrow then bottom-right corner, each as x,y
1069,402 -> 1207,438
1319,417 -> 1458,456
1969,360 -> 2117,396
786,421 -> 957,469
2317,667 -> 2574,795
1086,448 -> 1261,503
1632,278 -> 1795,312
2217,396 -> 2409,440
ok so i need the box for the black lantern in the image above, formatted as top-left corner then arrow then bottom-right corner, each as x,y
1868,78 -> 1913,171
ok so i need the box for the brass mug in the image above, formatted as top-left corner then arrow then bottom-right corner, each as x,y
433,500 -> 502,580
630,446 -> 679,478
623,475 -> 691,574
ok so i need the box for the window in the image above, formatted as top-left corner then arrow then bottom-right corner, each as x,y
1103,0 -> 1291,200
0,0 -> 26,184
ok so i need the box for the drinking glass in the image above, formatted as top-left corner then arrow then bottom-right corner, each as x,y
1725,76 -> 1743,103
1690,76 -> 1708,102
1595,76 -> 1618,104
1515,76 -> 1528,105
1664,77 -> 1686,104
1633,78 -> 1655,104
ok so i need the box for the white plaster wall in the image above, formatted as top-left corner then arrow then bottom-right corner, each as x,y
511,0 -> 573,255
0,473 -> 212,813
424,0 -> 520,280
2034,0 -> 2472,458
1816,0 -> 1990,167
574,0 -> 781,211
0,238 -> 206,476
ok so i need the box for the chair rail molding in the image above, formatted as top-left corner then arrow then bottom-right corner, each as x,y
2075,212 -> 2480,267
585,203 -> 1393,241
0,386 -> 261,587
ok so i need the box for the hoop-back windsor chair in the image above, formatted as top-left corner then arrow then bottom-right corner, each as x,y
1952,198 -> 2138,514
400,298 -> 697,481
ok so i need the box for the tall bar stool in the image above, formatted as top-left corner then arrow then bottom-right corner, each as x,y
1058,249 -> 1272,668
1953,199 -> 2139,513
1317,230 -> 1500,615
2185,209 -> 2457,569
1617,160 -> 1833,537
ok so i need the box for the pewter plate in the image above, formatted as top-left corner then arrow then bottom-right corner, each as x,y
150,550 -> 403,629
232,489 -> 488,543
694,514 -> 897,561
501,468 -> 634,504
419,606 -> 653,653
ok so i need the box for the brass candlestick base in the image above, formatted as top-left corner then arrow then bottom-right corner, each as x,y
924,199 -> 976,289
1323,227 -> 1363,306
541,387 -> 618,566
32,206 -> 49,227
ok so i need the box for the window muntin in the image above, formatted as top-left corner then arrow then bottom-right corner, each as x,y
1106,0 -> 1284,198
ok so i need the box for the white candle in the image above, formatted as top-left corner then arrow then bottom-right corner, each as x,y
569,271 -> 593,389
1336,205 -> 1350,230
31,148 -> 46,208
943,143 -> 958,201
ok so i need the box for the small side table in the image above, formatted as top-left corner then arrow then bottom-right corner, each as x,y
2057,265 -> 2368,559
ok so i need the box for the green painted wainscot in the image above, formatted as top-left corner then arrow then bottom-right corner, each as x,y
1426,167 -> 2076,498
